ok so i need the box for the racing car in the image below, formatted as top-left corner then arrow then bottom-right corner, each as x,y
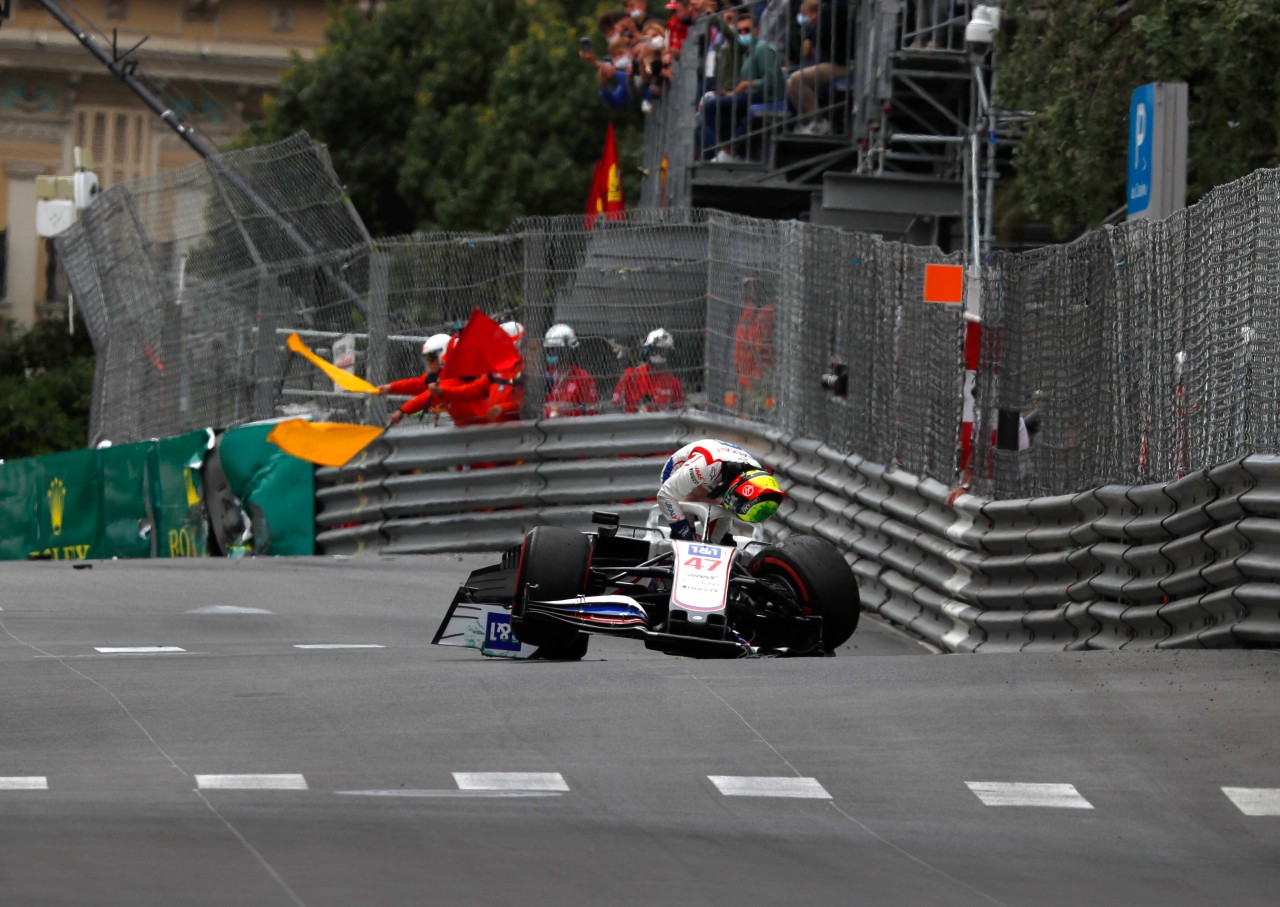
433,507 -> 860,659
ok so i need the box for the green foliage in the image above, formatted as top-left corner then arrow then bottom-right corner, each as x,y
1000,0 -> 1280,237
245,0 -> 643,236
0,317 -> 95,459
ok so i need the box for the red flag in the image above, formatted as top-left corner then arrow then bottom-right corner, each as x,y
585,158 -> 606,229
602,122 -> 624,218
440,309 -> 520,381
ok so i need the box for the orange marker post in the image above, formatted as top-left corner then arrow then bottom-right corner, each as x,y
923,264 -> 965,304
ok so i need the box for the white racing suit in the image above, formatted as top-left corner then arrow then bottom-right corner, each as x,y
657,439 -> 763,541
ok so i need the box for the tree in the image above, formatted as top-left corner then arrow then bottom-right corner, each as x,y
999,0 -> 1280,237
244,0 -> 643,237
0,317 -> 95,460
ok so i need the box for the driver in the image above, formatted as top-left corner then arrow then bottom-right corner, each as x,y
657,439 -> 785,541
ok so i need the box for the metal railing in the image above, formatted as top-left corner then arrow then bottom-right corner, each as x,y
315,410 -> 1280,652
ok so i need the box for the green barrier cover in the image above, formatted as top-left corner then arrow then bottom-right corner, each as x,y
0,448 -> 100,561
150,431 -> 213,559
217,424 -> 315,556
0,430 -> 212,561
97,444 -> 152,560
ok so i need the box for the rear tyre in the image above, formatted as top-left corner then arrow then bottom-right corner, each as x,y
512,527 -> 591,660
748,535 -> 860,652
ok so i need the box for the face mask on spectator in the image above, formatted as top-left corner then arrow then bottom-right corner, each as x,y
630,8 -> 644,19
796,13 -> 811,27
614,54 -> 630,70
650,35 -> 665,49
738,32 -> 753,47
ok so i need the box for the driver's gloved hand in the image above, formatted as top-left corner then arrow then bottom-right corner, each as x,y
669,519 -> 696,541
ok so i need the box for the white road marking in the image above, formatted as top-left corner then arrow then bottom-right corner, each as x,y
453,772 -> 569,792
293,644 -> 385,650
966,782 -> 1093,809
708,776 -> 831,799
196,774 -> 309,790
336,789 -> 562,799
0,777 -> 48,790
188,605 -> 273,615
35,652 -> 204,660
1222,787 -> 1280,816
94,646 -> 186,654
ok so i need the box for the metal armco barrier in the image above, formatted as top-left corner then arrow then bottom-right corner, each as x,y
315,412 -> 1280,652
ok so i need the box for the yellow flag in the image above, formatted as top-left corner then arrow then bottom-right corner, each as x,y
286,333 -> 380,395
267,420 -> 385,468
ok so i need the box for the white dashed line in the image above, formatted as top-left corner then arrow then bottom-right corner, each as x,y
708,776 -> 831,799
95,646 -> 186,654
188,606 -> 273,615
196,774 -> 309,790
453,772 -> 569,792
1222,787 -> 1280,816
336,789 -> 562,799
293,644 -> 385,650
966,782 -> 1093,809
0,777 -> 48,790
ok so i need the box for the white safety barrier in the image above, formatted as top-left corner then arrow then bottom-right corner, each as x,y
315,412 -> 1280,652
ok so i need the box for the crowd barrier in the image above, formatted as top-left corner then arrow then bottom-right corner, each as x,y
316,413 -> 1280,652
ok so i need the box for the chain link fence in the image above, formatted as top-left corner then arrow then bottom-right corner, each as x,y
971,168 -> 1280,497
55,135 -> 1280,499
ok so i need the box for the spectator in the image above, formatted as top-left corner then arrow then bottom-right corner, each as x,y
488,321 -> 526,423
582,31 -> 635,109
787,0 -> 851,135
795,0 -> 819,65
542,323 -> 599,418
597,9 -> 628,40
631,23 -> 668,104
700,10 -> 784,162
623,0 -> 658,31
664,0 -> 697,57
380,333 -> 450,426
613,328 -> 686,413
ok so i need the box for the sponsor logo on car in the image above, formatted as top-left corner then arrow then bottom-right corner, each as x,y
484,611 -> 521,652
688,544 -> 723,558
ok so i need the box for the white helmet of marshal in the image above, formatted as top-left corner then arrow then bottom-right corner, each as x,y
500,321 -> 525,344
543,323 -> 579,350
422,333 -> 452,361
643,327 -> 674,365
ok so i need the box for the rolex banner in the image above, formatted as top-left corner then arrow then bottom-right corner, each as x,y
0,430 -> 213,561
0,448 -> 102,561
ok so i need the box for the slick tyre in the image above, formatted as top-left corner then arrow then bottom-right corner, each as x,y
513,527 -> 591,660
748,535 -> 860,652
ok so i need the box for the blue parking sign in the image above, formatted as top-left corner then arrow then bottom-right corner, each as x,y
1127,83 -> 1154,217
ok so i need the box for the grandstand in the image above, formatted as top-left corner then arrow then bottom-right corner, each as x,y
642,1 -> 1016,255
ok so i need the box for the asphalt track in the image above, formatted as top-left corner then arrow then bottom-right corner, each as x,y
1,556 -> 1277,906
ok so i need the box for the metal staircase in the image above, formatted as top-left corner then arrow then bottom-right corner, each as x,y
644,1 -> 1015,257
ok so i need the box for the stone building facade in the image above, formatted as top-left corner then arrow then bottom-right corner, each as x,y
0,0 -> 345,329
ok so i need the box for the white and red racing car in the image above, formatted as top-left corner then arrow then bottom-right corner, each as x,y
433,508 -> 860,659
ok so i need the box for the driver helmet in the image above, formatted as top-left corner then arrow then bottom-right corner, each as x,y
642,327 -> 674,366
723,469 -> 785,523
544,323 -> 578,366
422,333 -> 452,364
